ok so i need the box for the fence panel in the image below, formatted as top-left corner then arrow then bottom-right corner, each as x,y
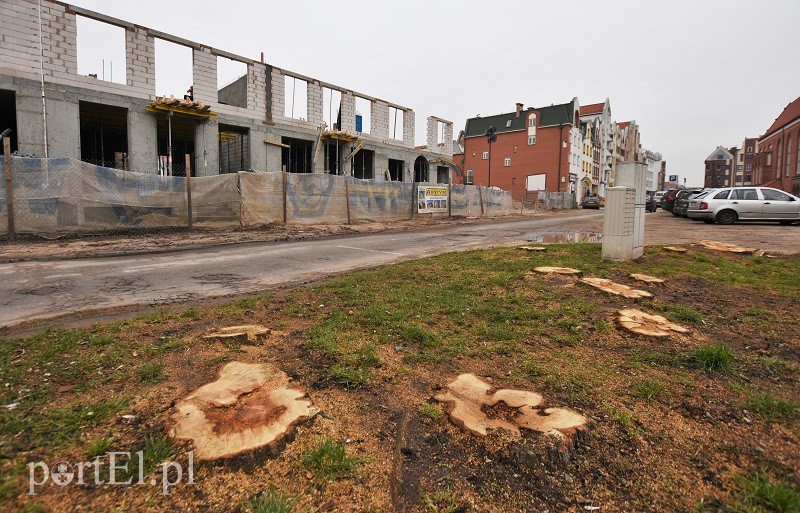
0,156 -> 7,235
450,184 -> 482,217
191,174 -> 240,228
239,171 -> 284,227
347,178 -> 413,223
286,173 -> 348,225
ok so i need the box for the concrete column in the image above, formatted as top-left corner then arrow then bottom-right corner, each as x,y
195,119 -> 219,176
128,110 -> 158,173
248,62 -> 268,119
270,68 -> 285,120
249,125 -> 267,172
125,27 -> 155,97
15,91 -> 46,157
426,116 -> 437,150
192,47 -> 217,104
371,100 -> 389,139
374,153 -> 388,181
340,92 -> 355,132
403,110 -> 415,147
307,81 -> 323,126
42,97 -> 80,159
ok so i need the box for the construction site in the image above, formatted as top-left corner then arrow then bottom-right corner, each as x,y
0,0 -> 455,182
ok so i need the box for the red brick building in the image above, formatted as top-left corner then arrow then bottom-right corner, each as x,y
459,100 -> 580,200
755,97 -> 800,195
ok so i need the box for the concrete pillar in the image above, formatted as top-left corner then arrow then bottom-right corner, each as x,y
371,100 -> 389,139
248,62 -> 268,119
403,110 -> 415,147
602,162 -> 646,260
249,126 -> 267,172
426,116 -> 437,150
374,153 -> 388,181
270,68 -> 285,120
307,81 -> 323,126
128,110 -> 158,173
192,47 -> 217,104
340,92 -> 355,132
195,119 -> 219,176
46,98 -> 80,159
125,27 -> 155,97
15,91 -> 46,157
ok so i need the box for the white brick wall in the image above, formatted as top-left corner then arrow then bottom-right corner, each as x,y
270,67 -> 285,120
248,62 -> 267,120
306,80 -> 322,125
403,110 -> 415,147
371,100 -> 389,139
340,92 -> 355,132
125,27 -> 154,97
192,46 -> 217,103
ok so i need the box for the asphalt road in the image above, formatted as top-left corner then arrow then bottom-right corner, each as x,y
0,211 -> 603,328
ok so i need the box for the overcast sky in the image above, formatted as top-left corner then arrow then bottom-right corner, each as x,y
71,0 -> 800,186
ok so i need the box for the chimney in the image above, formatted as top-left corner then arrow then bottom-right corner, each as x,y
515,103 -> 523,117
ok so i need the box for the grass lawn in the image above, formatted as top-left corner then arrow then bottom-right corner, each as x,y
1,243 -> 799,512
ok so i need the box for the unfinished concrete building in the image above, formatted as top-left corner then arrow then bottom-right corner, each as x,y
0,0 -> 454,182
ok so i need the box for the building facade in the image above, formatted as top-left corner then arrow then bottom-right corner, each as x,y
579,100 -> 613,197
0,0 -> 453,182
755,97 -> 800,195
704,146 -> 735,188
459,99 -> 580,200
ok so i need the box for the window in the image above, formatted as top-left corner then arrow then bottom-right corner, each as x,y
482,151 -> 488,160
713,190 -> 730,199
730,188 -> 758,200
466,168 -> 473,185
513,146 -> 517,153
528,135 -> 536,145
766,153 -> 772,166
528,114 -> 536,127
762,189 -> 792,201
472,151 -> 476,156
786,136 -> 792,175
285,75 -> 308,120
716,153 -> 724,160
504,156 -> 511,167
506,120 -> 512,128
76,15 -> 126,85
777,141 -> 782,177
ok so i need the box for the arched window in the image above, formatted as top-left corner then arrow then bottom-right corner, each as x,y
796,131 -> 800,175
528,113 -> 536,127
776,141 -> 782,177
786,135 -> 792,176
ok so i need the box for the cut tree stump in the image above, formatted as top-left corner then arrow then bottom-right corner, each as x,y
533,266 -> 582,276
630,273 -> 666,284
171,361 -> 319,460
696,240 -> 761,255
202,325 -> 271,342
616,308 -> 689,337
518,246 -> 547,252
580,277 -> 653,298
663,246 -> 688,253
433,374 -> 588,440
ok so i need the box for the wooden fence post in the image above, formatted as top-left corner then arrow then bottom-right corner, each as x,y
282,165 -> 288,224
344,178 -> 351,225
185,154 -> 193,229
478,185 -> 485,217
4,137 -> 15,240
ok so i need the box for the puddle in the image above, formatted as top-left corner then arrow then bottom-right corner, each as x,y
526,231 -> 602,244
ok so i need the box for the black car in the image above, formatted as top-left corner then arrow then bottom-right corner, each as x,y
581,194 -> 601,209
673,189 -> 705,217
662,189 -> 680,212
645,192 -> 657,212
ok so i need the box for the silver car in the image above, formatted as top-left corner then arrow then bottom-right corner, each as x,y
687,187 -> 800,225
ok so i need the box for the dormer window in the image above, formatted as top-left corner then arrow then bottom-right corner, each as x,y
506,120 -> 512,128
528,114 -> 536,127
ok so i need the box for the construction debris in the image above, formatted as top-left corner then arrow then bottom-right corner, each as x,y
663,246 -> 688,253
630,273 -> 665,284
518,246 -> 547,252
433,374 -> 588,440
580,277 -> 653,299
171,361 -> 319,460
696,240 -> 763,255
617,308 -> 689,337
203,325 -> 271,342
533,266 -> 582,275
146,96 -> 216,119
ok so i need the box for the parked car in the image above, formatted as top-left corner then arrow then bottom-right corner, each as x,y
673,189 -> 707,217
581,194 -> 601,209
646,191 -> 658,212
662,189 -> 680,212
653,190 -> 667,207
687,187 -> 800,225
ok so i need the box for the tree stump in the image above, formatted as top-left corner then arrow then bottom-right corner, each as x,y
616,308 -> 689,337
532,266 -> 582,276
630,273 -> 666,284
580,277 -> 653,299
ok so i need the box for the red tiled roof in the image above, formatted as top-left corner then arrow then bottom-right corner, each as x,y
617,121 -> 631,129
580,102 -> 604,115
760,178 -> 782,189
762,96 -> 800,139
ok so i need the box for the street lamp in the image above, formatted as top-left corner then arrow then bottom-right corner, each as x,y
486,125 -> 497,188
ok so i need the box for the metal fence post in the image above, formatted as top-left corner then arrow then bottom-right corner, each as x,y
3,136 -> 15,240
185,154 -> 193,229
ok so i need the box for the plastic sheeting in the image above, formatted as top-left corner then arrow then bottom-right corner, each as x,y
0,157 -> 516,235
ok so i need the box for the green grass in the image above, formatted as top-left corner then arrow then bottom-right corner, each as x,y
302,437 -> 364,482
423,487 -> 463,513
128,432 -> 176,478
419,403 -> 444,421
690,343 -> 734,372
246,486 -> 301,513
135,361 -> 165,383
731,472 -> 800,513
630,378 -> 666,402
742,393 -> 800,422
86,436 -> 113,458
